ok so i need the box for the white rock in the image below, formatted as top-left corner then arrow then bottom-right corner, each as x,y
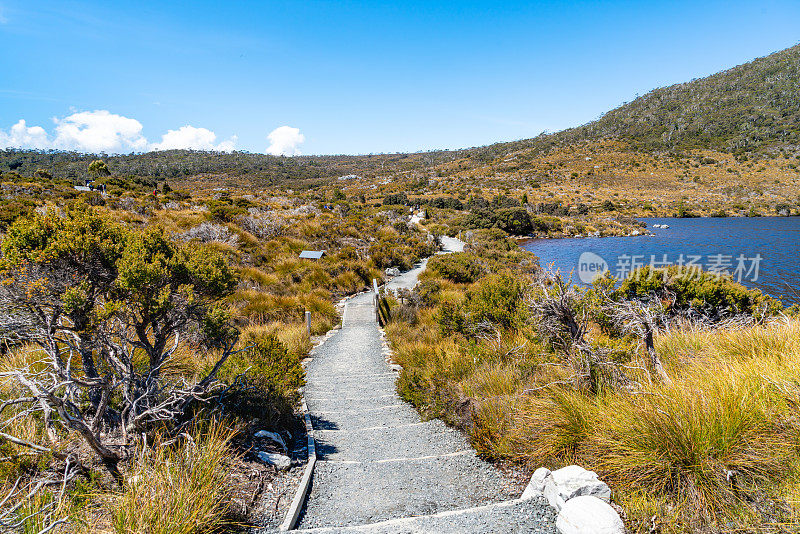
550,465 -> 612,505
385,267 -> 401,277
544,476 -> 567,510
522,467 -> 552,499
257,451 -> 291,470
254,430 -> 287,451
556,495 -> 624,534
540,465 -> 612,511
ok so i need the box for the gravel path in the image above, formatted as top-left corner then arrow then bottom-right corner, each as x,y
291,237 -> 555,532
294,498 -> 556,533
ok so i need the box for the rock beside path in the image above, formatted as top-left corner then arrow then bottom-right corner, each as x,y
258,451 -> 292,470
523,465 -> 612,511
556,496 -> 624,534
254,430 -> 288,451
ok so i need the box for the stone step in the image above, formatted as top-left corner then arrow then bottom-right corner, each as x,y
295,453 -> 522,530
314,419 -> 468,462
305,374 -> 398,388
309,404 -> 420,431
306,394 -> 405,413
290,496 -> 556,533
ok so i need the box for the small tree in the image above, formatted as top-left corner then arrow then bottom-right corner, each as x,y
0,206 -> 239,479
87,159 -> 110,179
33,168 -> 53,181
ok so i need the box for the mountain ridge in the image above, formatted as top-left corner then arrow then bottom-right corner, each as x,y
3,43 -> 800,181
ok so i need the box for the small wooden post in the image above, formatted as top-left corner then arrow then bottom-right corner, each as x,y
305,310 -> 311,336
373,278 -> 380,323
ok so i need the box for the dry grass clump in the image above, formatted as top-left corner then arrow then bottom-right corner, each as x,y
99,421 -> 237,534
493,322 -> 800,531
385,250 -> 800,532
587,369 -> 798,524
656,320 -> 800,365
240,322 -> 312,360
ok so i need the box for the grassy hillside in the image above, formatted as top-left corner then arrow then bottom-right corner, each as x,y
4,44 -> 800,222
585,43 -> 800,152
463,42 -> 800,163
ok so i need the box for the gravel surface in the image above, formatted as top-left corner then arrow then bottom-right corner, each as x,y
285,237 -> 555,532
293,497 -> 556,533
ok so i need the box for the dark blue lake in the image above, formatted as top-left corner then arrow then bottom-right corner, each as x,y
521,217 -> 800,305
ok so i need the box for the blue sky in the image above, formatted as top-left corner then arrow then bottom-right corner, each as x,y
0,0 -> 798,155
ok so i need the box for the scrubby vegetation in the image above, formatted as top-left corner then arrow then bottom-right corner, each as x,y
3,41 -> 800,533
0,161 -> 436,532
382,232 -> 800,532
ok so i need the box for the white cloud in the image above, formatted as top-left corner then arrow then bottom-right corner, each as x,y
0,110 -> 300,156
151,125 -> 237,152
266,125 -> 304,156
0,6 -> 7,24
0,120 -> 50,149
51,110 -> 148,153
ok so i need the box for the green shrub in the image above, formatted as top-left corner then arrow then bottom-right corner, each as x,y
676,203 -> 698,217
531,216 -> 562,233
427,253 -> 485,284
220,331 -> 304,400
0,199 -> 35,229
437,301 -> 467,335
466,273 -> 526,329
494,207 -> 532,235
383,193 -> 409,206
618,266 -> 781,318
207,200 -> 245,222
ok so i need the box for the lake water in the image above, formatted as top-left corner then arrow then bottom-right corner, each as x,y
521,217 -> 800,304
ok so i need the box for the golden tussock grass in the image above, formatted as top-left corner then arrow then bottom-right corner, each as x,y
388,309 -> 800,531
240,322 -> 312,359
95,421 -> 237,534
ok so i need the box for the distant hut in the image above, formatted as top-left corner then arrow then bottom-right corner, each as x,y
299,250 -> 326,259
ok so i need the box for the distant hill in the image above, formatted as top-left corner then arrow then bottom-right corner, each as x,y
0,147 -> 467,185
471,43 -> 800,162
582,43 -> 800,152
3,44 -> 799,183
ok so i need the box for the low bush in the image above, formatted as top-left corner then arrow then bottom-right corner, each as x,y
383,192 -> 409,206
427,253 -> 486,284
495,207 -> 532,235
218,329 -> 305,429
466,273 -> 526,329
618,266 -> 781,319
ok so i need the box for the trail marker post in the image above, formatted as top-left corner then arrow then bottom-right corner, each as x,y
305,310 -> 311,336
373,278 -> 380,323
